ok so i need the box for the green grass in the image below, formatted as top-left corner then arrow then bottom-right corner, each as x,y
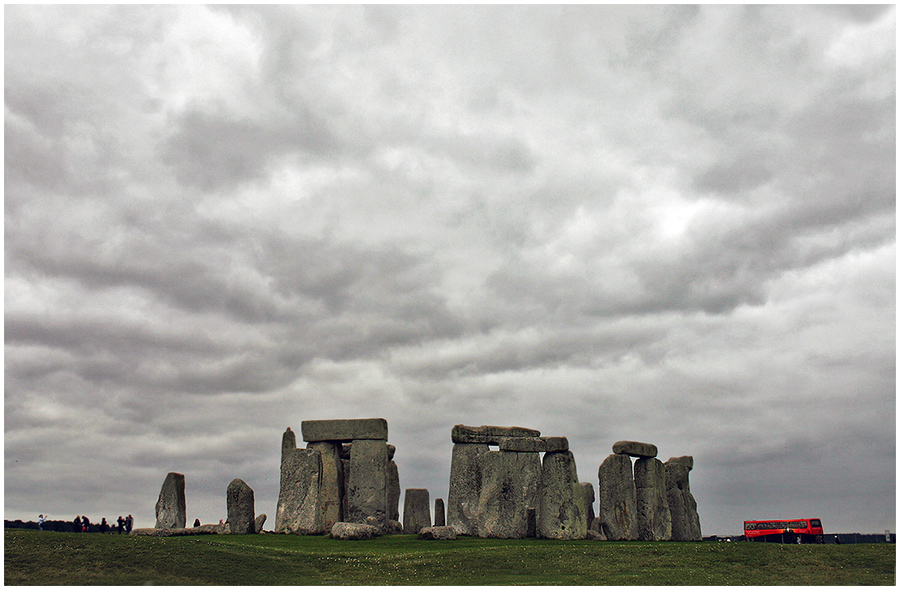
4,528 -> 895,585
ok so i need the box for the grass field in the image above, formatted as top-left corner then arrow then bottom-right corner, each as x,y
4,528 -> 895,585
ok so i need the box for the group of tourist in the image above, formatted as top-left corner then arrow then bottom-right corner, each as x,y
56,514 -> 134,533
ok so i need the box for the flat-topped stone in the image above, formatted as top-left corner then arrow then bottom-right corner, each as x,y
666,455 -> 693,470
451,424 -> 540,445
612,441 -> 658,458
330,522 -> 380,540
498,437 -> 546,452
419,525 -> 457,540
543,437 -> 569,453
302,418 -> 388,442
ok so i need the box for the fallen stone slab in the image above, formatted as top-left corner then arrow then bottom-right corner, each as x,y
302,418 -> 388,442
612,441 -> 658,458
330,522 -> 381,540
419,526 -> 457,540
451,424 -> 540,445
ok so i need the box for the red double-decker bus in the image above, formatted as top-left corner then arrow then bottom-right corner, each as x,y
744,519 -> 824,544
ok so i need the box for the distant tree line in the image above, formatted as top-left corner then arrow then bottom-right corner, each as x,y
5,518 -> 129,533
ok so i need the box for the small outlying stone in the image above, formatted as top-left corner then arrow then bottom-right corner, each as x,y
385,520 -> 403,535
434,498 -> 446,527
612,441 -> 658,458
451,425 -> 541,445
330,522 -> 381,540
254,514 -> 267,533
419,526 -> 457,540
155,472 -> 186,529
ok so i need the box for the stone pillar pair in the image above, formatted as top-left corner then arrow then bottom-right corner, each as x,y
276,418 -> 393,534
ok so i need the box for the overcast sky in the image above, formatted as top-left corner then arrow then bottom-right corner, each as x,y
5,5 -> 895,535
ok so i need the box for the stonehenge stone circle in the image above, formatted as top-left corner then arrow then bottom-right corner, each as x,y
226,478 -> 256,534
476,450 -> 541,539
634,457 -> 672,541
276,447 -> 324,534
612,440 -> 658,458
419,525 -> 457,540
331,522 -> 380,540
537,450 -> 587,540
155,472 -> 186,529
598,453 -> 637,541
447,442 -> 489,535
346,439 -> 390,528
302,418 -> 388,442
402,488 -> 431,534
434,498 -> 446,527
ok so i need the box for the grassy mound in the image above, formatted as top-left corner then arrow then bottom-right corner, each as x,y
5,528 -> 895,585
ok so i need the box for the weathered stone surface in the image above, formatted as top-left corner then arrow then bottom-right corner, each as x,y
667,455 -> 694,470
526,507 -> 537,538
385,519 -> 403,535
665,458 -> 701,541
340,444 -> 352,460
419,526 -> 457,540
612,441 -> 658,458
308,441 -> 344,529
282,428 -> 297,464
581,482 -> 596,528
634,457 -> 671,541
598,453 -> 637,541
387,444 -> 396,460
434,498 -> 446,527
476,451 -> 541,539
341,458 -> 350,519
402,488 -> 432,534
537,451 -> 587,540
330,522 -> 380,540
226,479 -> 256,534
276,448 -> 324,534
387,460 -> 401,522
155,472 -> 186,529
451,424 -> 541,445
499,437 -> 546,452
585,529 -> 606,541
543,437 -> 570,453
346,439 -> 389,528
447,442 -> 489,535
302,418 -> 388,442
132,524 -> 225,537
254,514 -> 267,533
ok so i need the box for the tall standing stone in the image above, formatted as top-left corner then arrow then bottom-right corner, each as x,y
276,448 -> 324,534
476,451 -> 541,539
634,457 -> 671,541
581,482 -> 596,529
307,441 -> 344,529
387,445 -> 401,523
433,498 -> 445,527
665,456 -> 701,541
598,453 -> 637,541
282,427 -> 297,464
226,479 -> 256,534
447,442 -> 489,535
155,472 -> 186,529
537,451 -> 587,540
346,439 -> 389,528
402,488 -> 431,534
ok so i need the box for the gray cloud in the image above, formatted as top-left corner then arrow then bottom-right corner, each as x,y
5,5 -> 894,536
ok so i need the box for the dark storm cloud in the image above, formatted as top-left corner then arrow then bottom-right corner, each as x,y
4,5 -> 894,535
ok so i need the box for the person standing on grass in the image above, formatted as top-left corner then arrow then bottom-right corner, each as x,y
117,516 -> 125,534
38,514 -> 44,531
99,518 -> 108,533
125,514 -> 133,533
73,516 -> 82,532
81,515 -> 91,532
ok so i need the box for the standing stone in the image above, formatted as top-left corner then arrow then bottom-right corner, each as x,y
402,488 -> 431,534
537,451 -> 587,540
598,453 -> 637,541
387,459 -> 401,522
282,427 -> 297,464
346,439 -> 389,528
581,482 -> 596,529
302,418 -> 388,442
308,441 -> 344,529
634,457 -> 671,541
476,451 -> 541,539
155,472 -> 186,529
447,442 -> 489,535
226,479 -> 256,534
665,457 -> 701,541
341,457 -> 351,521
254,514 -> 267,533
276,448 -> 324,534
434,498 -> 446,527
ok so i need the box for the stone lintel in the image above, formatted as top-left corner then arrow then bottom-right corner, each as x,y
451,424 -> 540,444
612,440 -> 658,458
302,418 -> 388,442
